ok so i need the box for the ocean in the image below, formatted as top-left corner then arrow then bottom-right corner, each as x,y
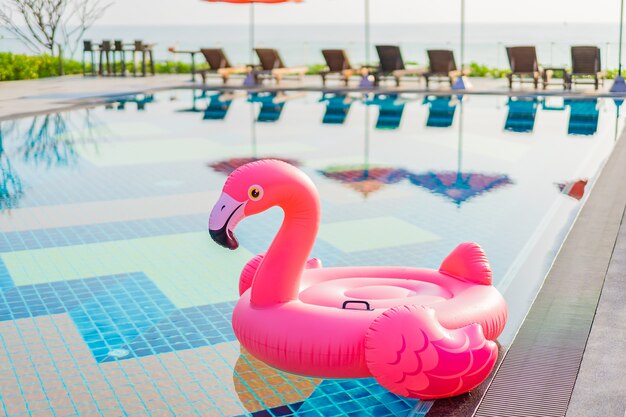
0,23 -> 622,69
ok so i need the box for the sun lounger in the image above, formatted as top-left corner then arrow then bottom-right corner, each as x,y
424,50 -> 468,88
564,46 -> 606,90
506,46 -> 544,89
504,96 -> 540,132
254,48 -> 307,84
373,45 -> 427,86
197,48 -> 248,84
320,49 -> 363,86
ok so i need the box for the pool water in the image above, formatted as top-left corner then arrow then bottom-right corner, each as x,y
0,90 -> 621,417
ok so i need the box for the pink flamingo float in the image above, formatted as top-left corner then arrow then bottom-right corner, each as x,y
208,159 -> 507,400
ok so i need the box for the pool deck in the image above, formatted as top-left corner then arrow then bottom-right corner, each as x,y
1,75 -> 625,416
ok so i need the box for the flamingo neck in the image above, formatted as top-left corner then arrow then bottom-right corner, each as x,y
249,181 -> 320,307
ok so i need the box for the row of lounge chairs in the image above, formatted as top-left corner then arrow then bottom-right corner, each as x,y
193,45 -> 606,90
507,46 -> 605,90
195,46 -> 463,87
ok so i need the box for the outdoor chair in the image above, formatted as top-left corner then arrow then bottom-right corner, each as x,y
506,46 -> 545,89
113,40 -> 127,76
254,48 -> 307,84
82,40 -> 98,76
372,45 -> 427,86
132,40 -> 155,77
565,46 -> 606,90
424,50 -> 468,88
99,40 -> 113,76
320,49 -> 362,86
197,48 -> 248,84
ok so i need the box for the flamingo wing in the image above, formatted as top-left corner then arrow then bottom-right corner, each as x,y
365,305 -> 498,400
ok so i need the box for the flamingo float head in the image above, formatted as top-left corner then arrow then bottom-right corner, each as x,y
208,159 -> 318,250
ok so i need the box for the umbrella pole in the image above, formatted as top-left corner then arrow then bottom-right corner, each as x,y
252,104 -> 257,158
364,0 -> 370,66
364,104 -> 370,176
249,3 -> 255,65
611,0 -> 626,92
458,100 -> 463,175
452,0 -> 470,90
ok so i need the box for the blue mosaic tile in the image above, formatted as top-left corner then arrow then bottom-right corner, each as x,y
296,379 -> 419,417
118,301 -> 237,360
0,214 -> 204,253
239,378 -> 427,417
69,274 -> 176,362
0,259 -> 14,291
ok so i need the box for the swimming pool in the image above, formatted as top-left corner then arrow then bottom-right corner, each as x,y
0,89 -> 620,416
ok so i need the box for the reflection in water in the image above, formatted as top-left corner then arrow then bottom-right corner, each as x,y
204,92 -> 234,120
233,348 -> 321,414
556,179 -> 588,200
106,93 -> 155,111
319,106 -> 408,197
410,101 -> 513,206
541,96 -> 566,111
0,122 -> 24,210
566,98 -> 599,136
320,93 -> 353,125
409,171 -> 513,206
209,157 -> 300,175
0,110 -> 104,210
364,94 -> 405,130
176,89 -> 206,113
248,92 -> 286,123
424,95 -> 457,128
504,96 -> 540,133
20,113 -> 79,167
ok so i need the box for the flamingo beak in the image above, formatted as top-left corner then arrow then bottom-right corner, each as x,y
208,192 -> 246,250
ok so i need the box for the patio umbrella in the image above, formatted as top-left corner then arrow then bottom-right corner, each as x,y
408,101 -> 513,206
318,106 -> 409,197
203,0 -> 302,65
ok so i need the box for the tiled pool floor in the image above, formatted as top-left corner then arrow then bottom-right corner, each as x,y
0,90 -> 622,416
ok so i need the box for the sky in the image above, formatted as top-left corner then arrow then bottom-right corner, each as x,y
95,0 -> 622,25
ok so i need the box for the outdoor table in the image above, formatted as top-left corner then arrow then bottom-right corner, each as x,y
543,67 -> 569,90
169,49 -> 201,82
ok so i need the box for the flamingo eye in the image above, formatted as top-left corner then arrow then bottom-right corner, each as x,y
248,185 -> 263,201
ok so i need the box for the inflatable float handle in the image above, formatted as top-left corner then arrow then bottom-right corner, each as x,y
342,300 -> 373,311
